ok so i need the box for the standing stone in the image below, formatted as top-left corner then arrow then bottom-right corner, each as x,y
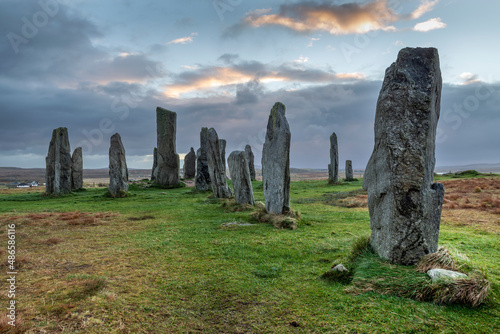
363,47 -> 444,265
245,145 -> 256,181
228,151 -> 255,205
328,132 -> 339,184
220,139 -> 227,177
155,107 -> 180,187
206,128 -> 232,198
151,147 -> 158,181
345,160 -> 354,181
71,147 -> 83,190
195,127 -> 211,191
183,147 -> 196,179
108,133 -> 129,197
45,127 -> 72,195
262,102 -> 291,214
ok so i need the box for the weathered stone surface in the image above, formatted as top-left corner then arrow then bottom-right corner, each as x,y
155,107 -> 180,187
331,264 -> 348,272
345,160 -> 354,181
71,147 -> 83,190
228,150 -> 255,205
328,132 -> 339,184
245,145 -> 256,181
195,127 -> 211,191
262,102 -> 291,214
220,139 -> 227,177
363,47 -> 444,265
108,133 -> 129,197
183,147 -> 196,179
427,269 -> 467,283
206,128 -> 232,198
45,127 -> 72,195
151,147 -> 158,181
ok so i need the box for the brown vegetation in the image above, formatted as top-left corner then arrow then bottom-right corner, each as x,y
440,178 -> 500,233
324,178 -> 500,234
0,211 -> 119,228
250,201 -> 301,230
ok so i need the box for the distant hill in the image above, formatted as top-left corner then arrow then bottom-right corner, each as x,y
435,163 -> 500,174
0,167 -> 152,184
1,163 -> 499,184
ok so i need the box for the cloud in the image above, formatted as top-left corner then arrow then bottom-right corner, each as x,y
409,0 -> 439,19
236,79 -> 263,105
307,37 -> 320,47
459,72 -> 481,85
413,17 -> 446,32
294,56 -> 309,63
227,0 -> 441,36
0,1 -> 164,88
167,32 -> 198,45
163,57 -> 365,97
240,1 -> 399,35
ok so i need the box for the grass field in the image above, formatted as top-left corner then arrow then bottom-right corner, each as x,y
0,176 -> 498,333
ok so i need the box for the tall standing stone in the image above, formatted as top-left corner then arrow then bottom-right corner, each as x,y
45,127 -> 72,195
71,147 -> 83,190
183,147 -> 196,179
108,133 -> 129,197
195,127 -> 211,191
151,147 -> 158,181
328,132 -> 339,184
220,139 -> 227,177
262,102 -> 291,214
228,151 -> 255,205
245,145 -> 256,181
345,160 -> 354,181
206,128 -> 232,198
156,107 -> 180,187
363,47 -> 444,265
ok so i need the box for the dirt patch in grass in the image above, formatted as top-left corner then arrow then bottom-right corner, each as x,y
320,178 -> 500,233
440,178 -> 500,233
323,189 -> 368,208
0,211 -> 119,228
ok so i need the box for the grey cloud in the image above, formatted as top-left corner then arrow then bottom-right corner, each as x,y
218,53 -> 240,64
236,80 -> 264,105
1,76 -> 499,169
1,0 -> 163,86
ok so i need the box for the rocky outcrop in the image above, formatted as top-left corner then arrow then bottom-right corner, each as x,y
262,102 -> 291,214
108,133 -> 129,197
71,147 -> 83,190
328,132 -> 338,184
45,127 -> 72,195
363,47 -> 444,265
245,145 -> 256,181
206,128 -> 232,198
228,150 -> 254,205
195,127 -> 211,191
151,147 -> 158,181
345,160 -> 354,181
183,147 -> 196,179
155,107 -> 180,187
220,139 -> 227,177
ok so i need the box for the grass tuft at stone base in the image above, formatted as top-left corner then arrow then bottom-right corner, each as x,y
343,246 -> 492,307
250,202 -> 301,230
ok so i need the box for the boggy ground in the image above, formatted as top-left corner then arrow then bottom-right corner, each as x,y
0,177 -> 498,333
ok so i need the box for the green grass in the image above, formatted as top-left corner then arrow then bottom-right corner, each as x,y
0,179 -> 498,333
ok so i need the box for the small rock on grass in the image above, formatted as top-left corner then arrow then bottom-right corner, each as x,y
331,264 -> 348,272
427,268 -> 467,283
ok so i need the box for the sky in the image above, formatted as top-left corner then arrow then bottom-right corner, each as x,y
0,0 -> 499,170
